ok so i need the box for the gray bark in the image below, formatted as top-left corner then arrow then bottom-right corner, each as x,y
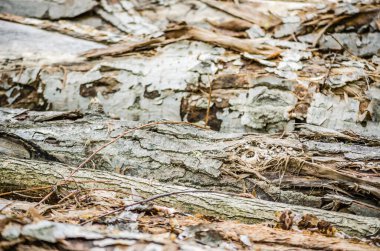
1,0 -> 380,150
1,109 -> 379,218
0,156 -> 379,238
1,4 -> 379,138
0,0 -> 97,20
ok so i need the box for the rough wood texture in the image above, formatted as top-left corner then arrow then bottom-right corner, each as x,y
0,156 -> 379,238
0,202 -> 377,251
1,0 -> 379,139
1,109 -> 379,218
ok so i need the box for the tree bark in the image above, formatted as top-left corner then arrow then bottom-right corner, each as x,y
1,108 -> 379,218
0,156 -> 379,238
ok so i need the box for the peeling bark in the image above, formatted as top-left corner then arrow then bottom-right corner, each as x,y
1,0 -> 379,138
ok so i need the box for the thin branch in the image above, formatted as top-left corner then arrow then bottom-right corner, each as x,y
322,53 -> 337,86
81,189 -> 242,225
204,74 -> 213,127
36,190 -> 55,206
0,185 -> 53,197
330,34 -> 355,57
312,15 -> 348,47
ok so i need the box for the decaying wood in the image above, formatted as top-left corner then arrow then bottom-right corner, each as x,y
0,156 -> 379,238
0,109 -> 379,218
0,200 -> 377,251
2,25 -> 379,138
1,0 -> 380,249
1,0 -> 379,139
203,222 -> 379,251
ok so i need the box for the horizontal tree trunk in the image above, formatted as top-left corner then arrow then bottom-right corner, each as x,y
0,156 -> 379,238
1,109 -> 379,218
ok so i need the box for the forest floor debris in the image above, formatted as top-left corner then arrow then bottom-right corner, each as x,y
0,0 -> 380,250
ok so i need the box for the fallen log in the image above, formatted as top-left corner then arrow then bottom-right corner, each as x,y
1,109 -> 379,218
0,156 -> 379,238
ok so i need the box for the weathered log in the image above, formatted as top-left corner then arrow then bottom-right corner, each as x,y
0,156 -> 379,238
1,108 -> 379,218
